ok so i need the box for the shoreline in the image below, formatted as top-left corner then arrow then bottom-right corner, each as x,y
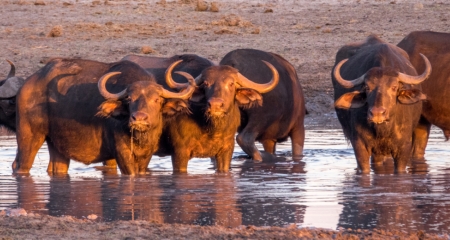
0,212 -> 448,239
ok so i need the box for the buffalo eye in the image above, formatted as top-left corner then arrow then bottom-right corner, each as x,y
154,97 -> 161,103
8,98 -> 15,105
364,85 -> 370,91
229,81 -> 234,88
391,86 -> 398,91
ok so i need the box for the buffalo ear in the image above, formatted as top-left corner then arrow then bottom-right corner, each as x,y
398,89 -> 426,104
162,99 -> 191,116
189,88 -> 206,103
335,91 -> 366,109
236,88 -> 263,109
96,100 -> 128,118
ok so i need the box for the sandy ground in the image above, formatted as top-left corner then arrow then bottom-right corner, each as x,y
0,0 -> 450,238
0,213 -> 448,240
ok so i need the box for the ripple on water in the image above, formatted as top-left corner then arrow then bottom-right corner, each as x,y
0,128 -> 449,233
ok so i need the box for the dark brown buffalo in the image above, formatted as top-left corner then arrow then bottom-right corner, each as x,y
332,35 -> 431,173
121,54 -> 214,89
219,49 -> 306,161
0,60 -> 25,131
156,60 -> 279,172
13,58 -> 195,175
397,31 -> 450,159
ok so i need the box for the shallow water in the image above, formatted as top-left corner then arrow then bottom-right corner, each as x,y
1,128 -> 450,233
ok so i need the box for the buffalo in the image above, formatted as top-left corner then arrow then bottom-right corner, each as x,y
332,35 -> 431,173
219,49 -> 306,161
397,31 -> 450,159
13,58 -> 195,175
0,60 -> 25,131
156,59 -> 279,172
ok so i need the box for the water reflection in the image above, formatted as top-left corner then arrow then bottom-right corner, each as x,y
1,129 -> 450,233
337,174 -> 428,231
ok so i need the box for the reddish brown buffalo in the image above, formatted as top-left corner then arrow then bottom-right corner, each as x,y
332,35 -> 431,173
397,31 -> 450,159
219,49 -> 306,162
13,58 -> 195,175
157,60 -> 279,172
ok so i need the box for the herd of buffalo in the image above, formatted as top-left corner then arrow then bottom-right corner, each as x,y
1,30 -> 449,175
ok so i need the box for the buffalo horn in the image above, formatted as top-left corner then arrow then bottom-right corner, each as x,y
165,59 -> 191,90
98,72 -> 127,100
6,60 -> 15,78
333,59 -> 366,88
161,71 -> 196,100
237,60 -> 279,93
398,53 -> 432,85
194,74 -> 203,85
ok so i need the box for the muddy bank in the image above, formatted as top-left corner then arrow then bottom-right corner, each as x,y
0,214 -> 447,240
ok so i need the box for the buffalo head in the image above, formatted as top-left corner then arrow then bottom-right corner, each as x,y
0,60 -> 25,130
166,60 -> 279,121
96,70 -> 196,132
333,53 -> 431,124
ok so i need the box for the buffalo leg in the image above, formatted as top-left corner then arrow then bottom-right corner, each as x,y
113,134 -> 137,175
236,131 -> 261,162
371,154 -> 386,165
137,157 -> 151,174
352,138 -> 371,173
215,146 -> 234,172
103,159 -> 117,168
393,143 -> 411,173
289,121 -> 305,160
115,150 -> 136,176
412,117 -> 431,160
262,139 -> 276,154
47,140 -> 70,174
14,130 -> 46,174
115,157 -> 135,175
172,150 -> 190,173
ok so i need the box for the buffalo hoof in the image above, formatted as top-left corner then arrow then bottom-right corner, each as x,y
252,158 -> 263,163
292,154 -> 304,162
12,171 -> 31,177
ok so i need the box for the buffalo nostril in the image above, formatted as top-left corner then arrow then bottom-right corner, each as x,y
132,112 -> 148,121
208,98 -> 225,109
370,107 -> 386,115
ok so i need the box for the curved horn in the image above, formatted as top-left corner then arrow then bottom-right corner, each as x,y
165,59 -> 190,89
194,73 -> 203,85
97,72 -> 127,100
6,60 -> 15,78
236,60 -> 279,93
333,59 -> 366,88
398,53 -> 432,85
161,71 -> 196,100
0,76 -> 25,98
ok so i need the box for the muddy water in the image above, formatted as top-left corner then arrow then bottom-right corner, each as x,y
1,128 -> 450,233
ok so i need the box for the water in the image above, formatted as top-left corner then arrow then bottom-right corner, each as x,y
0,128 -> 450,234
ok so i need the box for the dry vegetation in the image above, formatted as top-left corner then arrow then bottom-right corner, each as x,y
0,0 -> 449,238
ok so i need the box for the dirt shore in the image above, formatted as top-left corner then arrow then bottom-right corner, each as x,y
0,213 -> 448,240
1,0 -> 450,238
